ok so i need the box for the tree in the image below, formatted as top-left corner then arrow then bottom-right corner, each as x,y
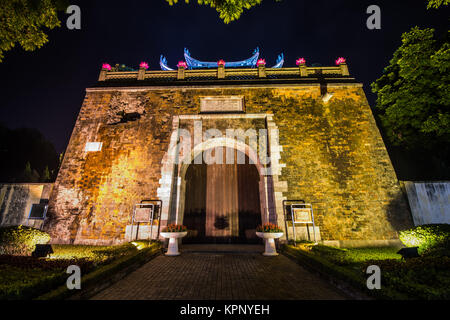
22,161 -> 33,181
21,161 -> 39,182
0,0 -> 67,62
427,0 -> 449,9
42,166 -> 51,182
371,27 -> 450,151
0,124 -> 59,182
166,0 -> 277,24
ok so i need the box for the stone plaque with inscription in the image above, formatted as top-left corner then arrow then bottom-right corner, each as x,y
200,96 -> 244,113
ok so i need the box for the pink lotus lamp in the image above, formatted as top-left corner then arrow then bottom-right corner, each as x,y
257,59 -> 266,67
102,63 -> 111,71
335,57 -> 346,65
217,59 -> 226,67
139,62 -> 149,69
177,61 -> 187,69
296,58 -> 306,65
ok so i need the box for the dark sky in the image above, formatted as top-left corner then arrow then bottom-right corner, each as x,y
0,0 -> 448,153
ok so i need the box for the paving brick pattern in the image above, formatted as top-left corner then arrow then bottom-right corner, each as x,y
92,247 -> 346,300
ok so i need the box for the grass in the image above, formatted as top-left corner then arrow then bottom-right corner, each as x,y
50,244 -> 114,260
0,241 -> 160,300
283,243 -> 450,300
305,244 -> 401,264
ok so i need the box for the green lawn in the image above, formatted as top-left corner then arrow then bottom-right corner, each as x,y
0,241 -> 156,300
306,245 -> 401,264
285,243 -> 450,300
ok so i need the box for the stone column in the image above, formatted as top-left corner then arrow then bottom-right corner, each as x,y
340,63 -> 349,76
98,68 -> 108,81
258,65 -> 266,78
299,63 -> 307,77
177,66 -> 186,80
137,67 -> 146,80
217,64 -> 225,79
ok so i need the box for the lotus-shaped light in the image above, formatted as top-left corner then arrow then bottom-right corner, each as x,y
256,59 -> 266,67
102,63 -> 112,71
217,59 -> 226,66
177,61 -> 187,68
296,58 -> 306,65
139,61 -> 149,69
335,57 -> 346,65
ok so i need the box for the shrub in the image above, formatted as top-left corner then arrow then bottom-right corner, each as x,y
50,244 -> 114,260
399,224 -> 450,254
162,224 -> 187,232
0,226 -> 50,256
92,243 -> 138,262
362,256 -> 450,299
0,255 -> 94,272
256,223 -> 283,233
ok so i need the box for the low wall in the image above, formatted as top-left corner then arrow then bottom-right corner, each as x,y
0,183 -> 54,229
403,181 -> 450,225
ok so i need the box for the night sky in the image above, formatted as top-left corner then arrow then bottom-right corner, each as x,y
0,0 -> 448,154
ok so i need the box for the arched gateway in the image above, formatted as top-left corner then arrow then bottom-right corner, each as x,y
181,147 -> 263,243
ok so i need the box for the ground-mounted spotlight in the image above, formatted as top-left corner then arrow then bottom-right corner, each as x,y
397,247 -> 420,259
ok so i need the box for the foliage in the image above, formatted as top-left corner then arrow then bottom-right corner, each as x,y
0,124 -> 59,182
38,242 -> 162,300
0,0 -> 68,62
362,256 -> 450,299
50,244 -> 116,260
0,242 -> 161,300
256,223 -> 283,233
285,244 -> 450,299
427,0 -> 449,9
399,224 -> 450,254
42,166 -> 51,182
166,0 -> 281,24
50,242 -> 148,263
371,27 -> 450,151
162,224 -> 187,232
22,161 -> 40,182
130,240 -> 155,250
0,254 -> 93,271
300,244 -> 401,265
0,226 -> 50,256
0,265 -> 65,300
91,243 -> 138,262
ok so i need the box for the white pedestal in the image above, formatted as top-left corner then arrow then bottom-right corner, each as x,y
160,232 -> 187,256
256,232 -> 284,256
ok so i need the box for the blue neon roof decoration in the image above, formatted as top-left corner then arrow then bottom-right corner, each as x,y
272,53 -> 284,68
159,48 -> 284,70
184,47 -> 260,69
160,55 -> 174,71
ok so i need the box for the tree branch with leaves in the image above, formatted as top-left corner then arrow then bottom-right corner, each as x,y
166,0 -> 280,24
371,27 -> 450,150
0,0 -> 67,62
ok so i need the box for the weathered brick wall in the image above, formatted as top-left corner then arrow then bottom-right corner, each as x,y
44,84 -> 413,245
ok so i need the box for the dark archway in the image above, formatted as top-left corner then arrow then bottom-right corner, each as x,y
182,148 -> 262,243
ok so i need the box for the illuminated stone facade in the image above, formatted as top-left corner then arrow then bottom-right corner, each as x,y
44,63 -> 413,245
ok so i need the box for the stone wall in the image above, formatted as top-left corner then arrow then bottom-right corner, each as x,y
0,183 -> 53,229
44,84 -> 413,245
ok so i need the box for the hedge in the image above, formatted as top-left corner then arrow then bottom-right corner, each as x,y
0,226 -> 50,256
37,242 -> 162,300
399,224 -> 450,254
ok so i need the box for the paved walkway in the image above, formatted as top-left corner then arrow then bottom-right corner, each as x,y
92,245 -> 347,300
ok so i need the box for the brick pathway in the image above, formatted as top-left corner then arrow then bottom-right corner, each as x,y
92,245 -> 346,300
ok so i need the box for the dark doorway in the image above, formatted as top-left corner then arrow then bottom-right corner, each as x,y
182,148 -> 262,244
